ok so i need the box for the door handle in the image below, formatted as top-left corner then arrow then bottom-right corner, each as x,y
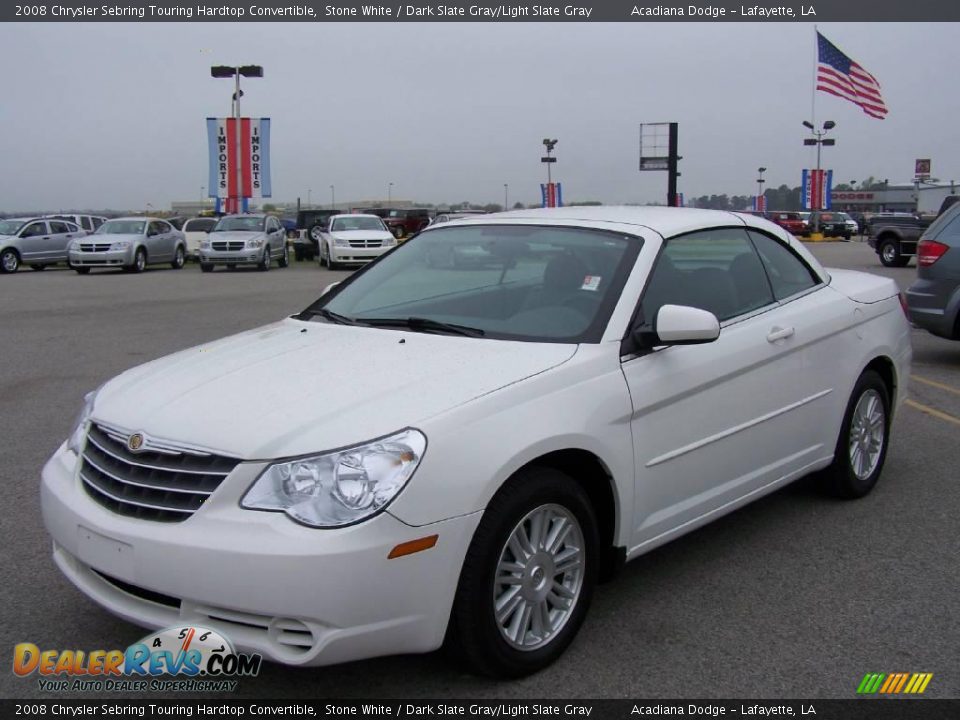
767,326 -> 795,343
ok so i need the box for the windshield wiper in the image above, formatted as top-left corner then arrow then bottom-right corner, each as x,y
360,317 -> 486,337
299,308 -> 366,326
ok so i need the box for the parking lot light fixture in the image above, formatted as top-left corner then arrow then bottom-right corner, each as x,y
757,167 -> 766,207
330,185 -> 335,210
388,183 -> 394,204
504,184 -> 509,212
211,64 -> 264,214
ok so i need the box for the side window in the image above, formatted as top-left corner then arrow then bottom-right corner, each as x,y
935,212 -> 960,242
747,231 -> 820,301
80,217 -> 93,231
148,222 -> 162,236
49,221 -> 70,234
640,228 -> 774,325
92,217 -> 104,229
21,222 -> 48,238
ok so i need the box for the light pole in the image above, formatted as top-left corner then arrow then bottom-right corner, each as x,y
504,183 -> 509,212
211,64 -> 263,214
802,120 -> 836,235
388,182 -> 394,204
541,139 -> 558,184
307,188 -> 311,208
756,167 -> 766,210
330,184 -> 335,210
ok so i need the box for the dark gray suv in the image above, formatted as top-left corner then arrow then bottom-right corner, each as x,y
905,202 -> 960,340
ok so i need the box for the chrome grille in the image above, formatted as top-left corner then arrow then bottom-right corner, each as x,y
212,241 -> 244,251
347,239 -> 383,248
79,243 -> 112,252
79,423 -> 240,523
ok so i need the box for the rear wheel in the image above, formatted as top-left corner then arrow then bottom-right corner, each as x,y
278,244 -> 290,268
447,467 -> 598,678
879,240 -> 909,267
294,247 -> 305,262
171,246 -> 185,270
820,370 -> 891,499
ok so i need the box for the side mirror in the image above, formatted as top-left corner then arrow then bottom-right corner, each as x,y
626,305 -> 720,353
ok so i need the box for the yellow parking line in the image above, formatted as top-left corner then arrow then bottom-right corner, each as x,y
911,374 -> 960,397
905,399 -> 960,427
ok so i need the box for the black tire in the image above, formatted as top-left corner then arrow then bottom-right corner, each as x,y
125,247 -> 147,273
447,467 -> 598,678
170,245 -> 185,270
30,264 -> 46,271
294,247 -> 305,262
392,227 -> 405,240
278,244 -> 290,268
258,247 -> 271,272
73,267 -> 91,275
820,370 -> 891,499
0,248 -> 20,274
878,240 -> 909,268
200,263 -> 214,273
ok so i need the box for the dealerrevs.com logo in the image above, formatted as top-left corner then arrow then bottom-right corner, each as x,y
13,626 -> 262,692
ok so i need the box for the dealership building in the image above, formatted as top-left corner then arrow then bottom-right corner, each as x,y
831,182 -> 957,214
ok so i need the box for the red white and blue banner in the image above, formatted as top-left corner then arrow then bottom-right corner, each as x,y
752,195 -> 766,212
207,118 -> 272,201
674,193 -> 684,207
802,169 -> 833,210
540,182 -> 563,208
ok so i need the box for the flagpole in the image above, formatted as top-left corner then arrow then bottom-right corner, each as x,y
810,25 -> 818,128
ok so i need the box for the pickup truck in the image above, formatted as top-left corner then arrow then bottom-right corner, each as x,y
867,214 -> 931,267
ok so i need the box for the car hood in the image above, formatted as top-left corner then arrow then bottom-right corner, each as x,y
328,229 -> 393,241
209,231 -> 265,242
88,233 -> 142,243
91,318 -> 577,459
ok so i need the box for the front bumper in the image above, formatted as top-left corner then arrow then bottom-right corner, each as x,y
198,248 -> 264,265
41,443 -> 480,667
329,246 -> 389,264
69,249 -> 134,267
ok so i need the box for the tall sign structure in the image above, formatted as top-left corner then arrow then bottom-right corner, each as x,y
639,122 -> 681,207
207,118 -> 272,214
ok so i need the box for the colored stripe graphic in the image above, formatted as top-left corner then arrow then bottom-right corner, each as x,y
858,672 -> 932,694
241,118 -> 252,197
226,118 -> 238,202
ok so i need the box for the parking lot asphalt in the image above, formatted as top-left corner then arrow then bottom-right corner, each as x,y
1,243 -> 957,700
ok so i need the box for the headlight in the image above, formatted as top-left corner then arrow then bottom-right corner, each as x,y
68,389 -> 99,455
200,240 -> 211,249
246,238 -> 264,248
334,238 -> 350,247
384,237 -> 396,247
70,239 -> 82,251
110,241 -> 131,250
241,429 -> 426,528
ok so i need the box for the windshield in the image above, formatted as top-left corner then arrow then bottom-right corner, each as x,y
213,216 -> 266,232
96,220 -> 145,235
303,225 -> 640,343
184,218 -> 217,232
331,216 -> 385,232
0,220 -> 24,235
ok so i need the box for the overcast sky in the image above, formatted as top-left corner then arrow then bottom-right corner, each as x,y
1,22 -> 958,211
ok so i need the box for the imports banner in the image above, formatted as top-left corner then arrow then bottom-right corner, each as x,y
206,117 -> 272,200
540,182 -> 563,208
802,169 -> 833,210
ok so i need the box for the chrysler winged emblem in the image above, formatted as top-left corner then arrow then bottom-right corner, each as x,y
127,433 -> 145,452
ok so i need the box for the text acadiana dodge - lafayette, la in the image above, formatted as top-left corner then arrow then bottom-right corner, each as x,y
48,5 -> 318,18
631,5 -> 814,17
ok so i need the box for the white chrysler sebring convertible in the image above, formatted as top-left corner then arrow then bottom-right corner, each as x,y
42,207 -> 911,677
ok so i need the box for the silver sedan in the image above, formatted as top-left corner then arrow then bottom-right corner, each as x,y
0,217 -> 85,273
68,217 -> 187,274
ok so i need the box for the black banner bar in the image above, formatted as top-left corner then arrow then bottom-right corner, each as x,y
2,699 -> 959,720
4,0 -> 960,23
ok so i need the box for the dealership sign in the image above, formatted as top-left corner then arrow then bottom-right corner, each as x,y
206,117 -> 272,201
541,182 -> 563,208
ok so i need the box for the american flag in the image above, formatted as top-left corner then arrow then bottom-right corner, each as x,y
816,32 -> 888,119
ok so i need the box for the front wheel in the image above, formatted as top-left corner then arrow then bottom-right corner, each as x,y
30,264 -> 46,271
200,263 -> 214,273
820,370 -> 891,499
0,249 -> 20,273
447,467 -> 598,678
73,267 -> 91,275
171,246 -> 185,270
258,247 -> 271,272
125,248 -> 146,273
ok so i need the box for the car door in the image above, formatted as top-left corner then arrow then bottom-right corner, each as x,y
146,221 -> 170,261
266,217 -> 282,257
48,221 -> 78,262
17,221 -> 52,263
622,226 -> 830,550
